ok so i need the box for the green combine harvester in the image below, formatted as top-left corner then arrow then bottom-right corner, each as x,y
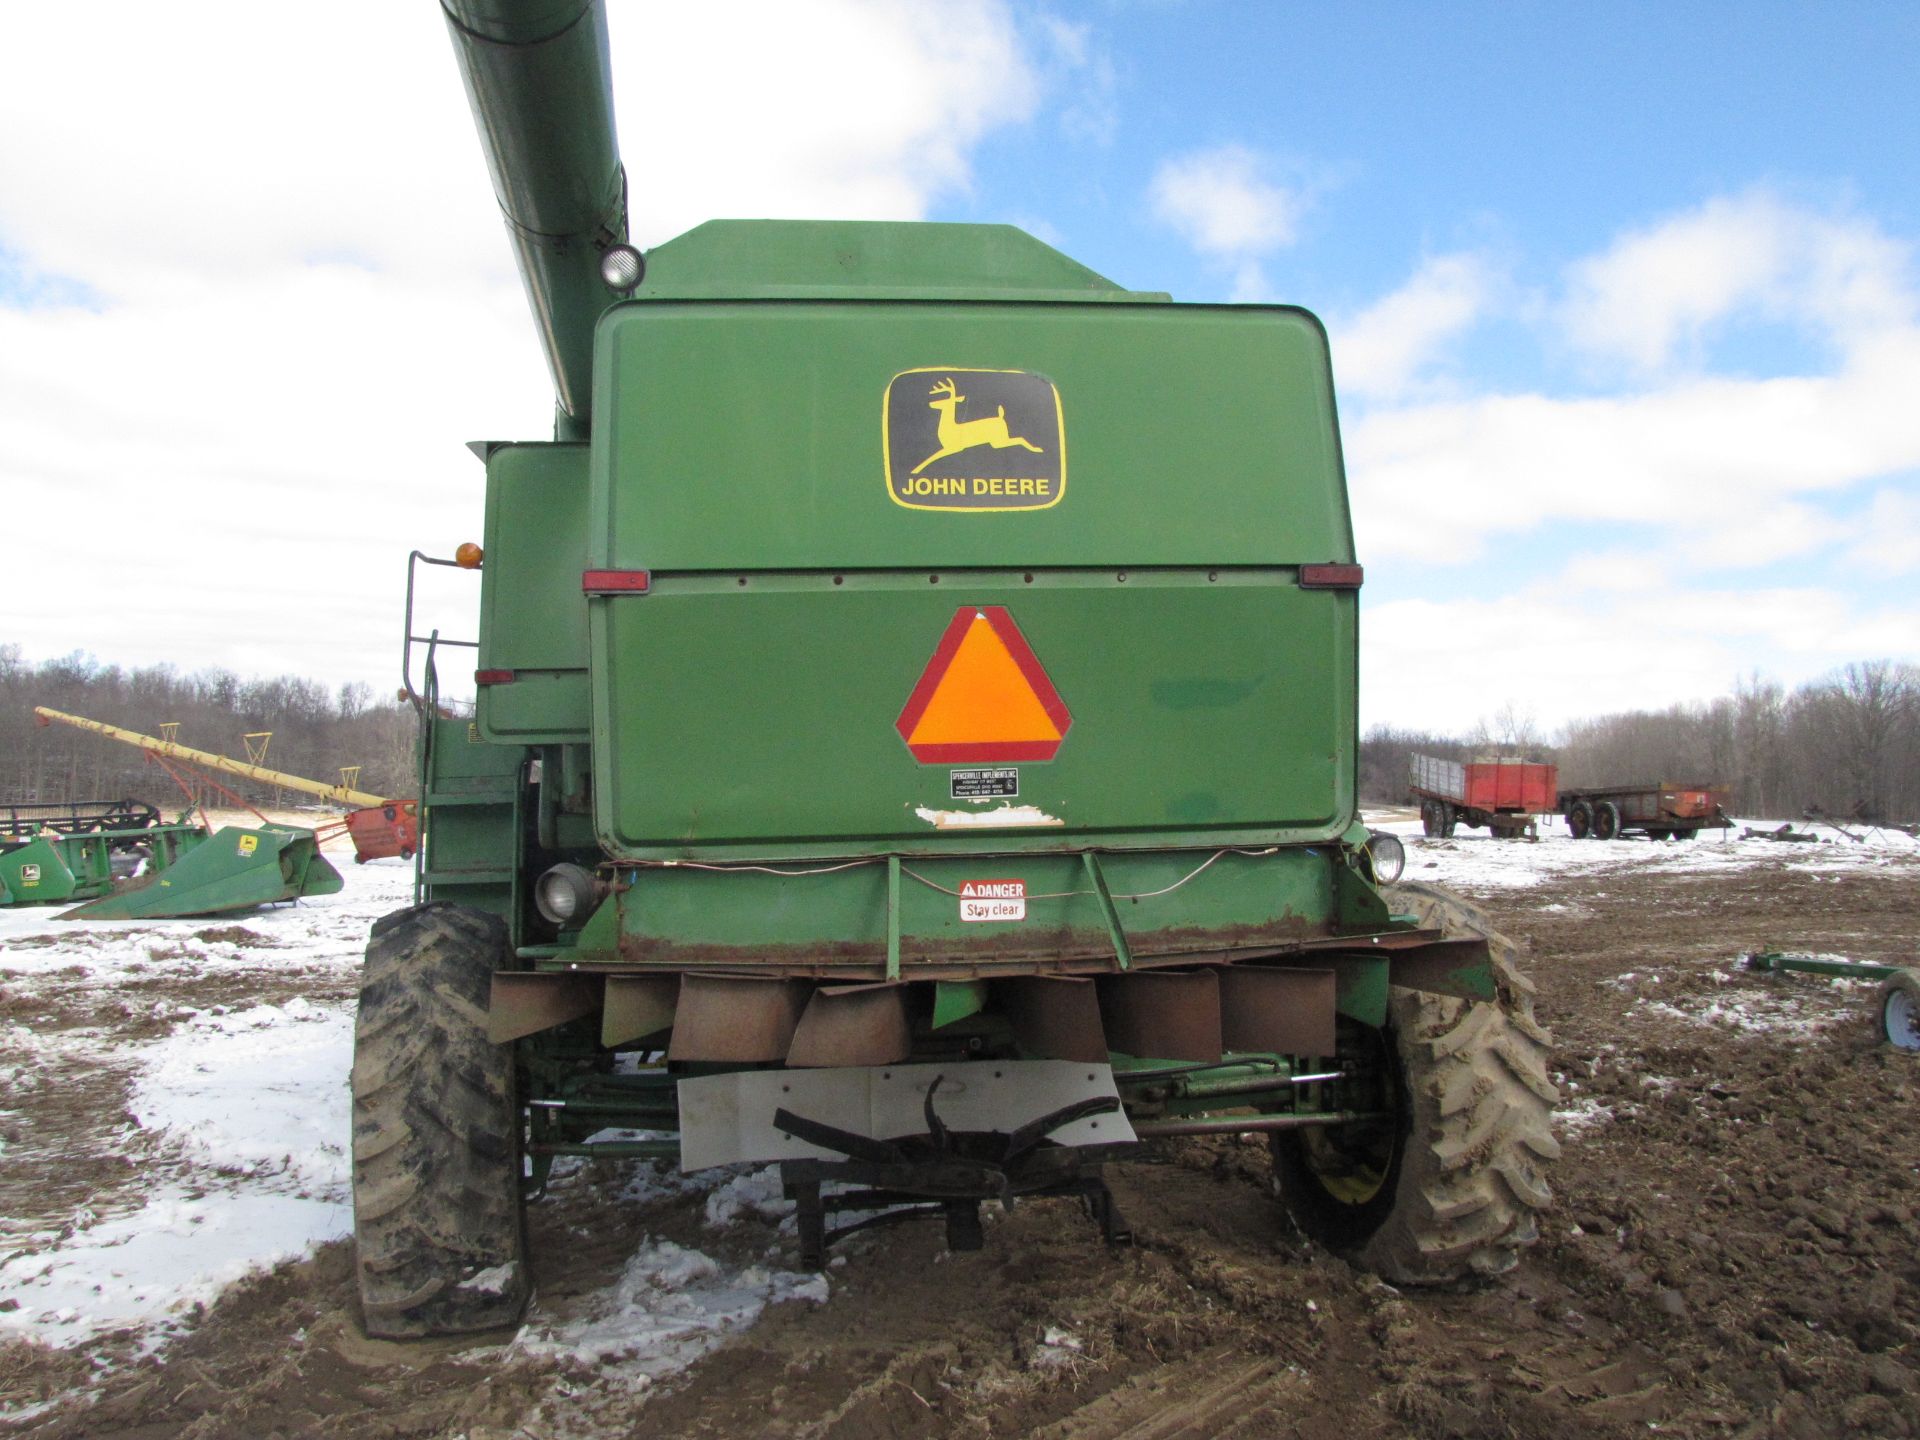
352,0 -> 1559,1339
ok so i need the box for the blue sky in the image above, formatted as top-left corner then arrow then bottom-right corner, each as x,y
3,2 -> 1916,734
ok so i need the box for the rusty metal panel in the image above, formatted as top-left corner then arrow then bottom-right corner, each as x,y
488,972 -> 600,1044
667,974 -> 809,1062
602,973 -> 679,1046
1220,965 -> 1336,1058
1388,937 -> 1496,1001
787,983 -> 912,1068
1001,976 -> 1108,1063
1097,969 -> 1222,1062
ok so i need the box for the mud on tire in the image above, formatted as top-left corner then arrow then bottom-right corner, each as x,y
1276,880 -> 1560,1283
351,902 -> 528,1338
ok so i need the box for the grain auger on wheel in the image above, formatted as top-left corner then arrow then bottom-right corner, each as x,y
351,0 -> 1561,1339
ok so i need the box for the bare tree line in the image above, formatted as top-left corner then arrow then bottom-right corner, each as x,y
1361,660 -> 1920,823
1,645 -> 418,812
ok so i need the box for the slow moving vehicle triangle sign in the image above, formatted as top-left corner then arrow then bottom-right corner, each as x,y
895,606 -> 1071,763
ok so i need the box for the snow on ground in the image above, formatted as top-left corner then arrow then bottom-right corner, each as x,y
0,862 -> 410,1350
0,859 -> 833,1405
1363,809 -> 1920,893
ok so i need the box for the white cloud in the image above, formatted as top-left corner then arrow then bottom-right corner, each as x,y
1150,144 -> 1304,257
1362,585 -> 1920,734
0,1 -> 1049,691
1561,189 -> 1916,371
620,0 -> 1040,242
1332,253 -> 1492,400
1347,191 -> 1920,726
1349,210 -> 1920,568
1037,17 -> 1120,146
1846,484 -> 1920,576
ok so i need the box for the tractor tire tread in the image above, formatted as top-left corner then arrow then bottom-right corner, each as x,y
1346,882 -> 1558,1284
351,902 -> 528,1340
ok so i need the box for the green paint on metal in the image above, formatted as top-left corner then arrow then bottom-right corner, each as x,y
1081,851 -> 1132,971
592,301 -> 1350,573
1745,951 -> 1905,982
0,837 -> 79,905
932,980 -> 989,1030
638,220 -> 1154,304
441,0 -> 624,426
591,581 -> 1351,857
0,821 -> 217,908
419,715 -> 525,925
608,846 -> 1335,974
1334,850 -> 1398,933
1334,955 -> 1390,1028
886,854 -> 902,981
568,884 -> 622,962
60,827 -> 342,920
477,444 -> 592,743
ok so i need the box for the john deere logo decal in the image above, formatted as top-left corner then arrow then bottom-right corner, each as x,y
884,367 -> 1065,511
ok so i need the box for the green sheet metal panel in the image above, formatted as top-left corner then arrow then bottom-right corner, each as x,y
589,300 -> 1352,572
604,845 -> 1339,970
636,220 -> 1159,303
477,443 -> 591,743
590,575 -> 1353,857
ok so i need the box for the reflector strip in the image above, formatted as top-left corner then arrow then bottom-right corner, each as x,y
582,569 -> 651,594
474,669 -> 516,685
896,606 -> 1071,764
1299,563 -> 1364,589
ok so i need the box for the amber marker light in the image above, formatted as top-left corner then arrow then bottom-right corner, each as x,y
454,542 -> 484,569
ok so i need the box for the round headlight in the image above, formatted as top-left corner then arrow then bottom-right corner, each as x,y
1366,830 -> 1406,885
535,863 -> 599,925
599,243 -> 645,294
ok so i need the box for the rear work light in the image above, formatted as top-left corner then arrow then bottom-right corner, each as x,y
582,569 -> 651,595
1299,564 -> 1364,589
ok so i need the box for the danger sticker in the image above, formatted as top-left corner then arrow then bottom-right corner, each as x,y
959,878 -> 1026,923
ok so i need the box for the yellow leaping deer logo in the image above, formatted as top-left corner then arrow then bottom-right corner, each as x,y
912,377 -> 1046,475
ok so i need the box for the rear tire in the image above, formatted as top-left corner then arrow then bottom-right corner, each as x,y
1566,802 -> 1592,839
1275,881 -> 1559,1282
351,902 -> 528,1339
1592,801 -> 1621,840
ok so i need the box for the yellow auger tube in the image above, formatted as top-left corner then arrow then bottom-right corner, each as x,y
33,706 -> 392,808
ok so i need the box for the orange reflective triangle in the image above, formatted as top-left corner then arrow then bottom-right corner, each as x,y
896,607 -> 1071,764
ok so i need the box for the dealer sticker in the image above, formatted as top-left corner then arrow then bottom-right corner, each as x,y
951,767 -> 1019,800
960,878 -> 1026,923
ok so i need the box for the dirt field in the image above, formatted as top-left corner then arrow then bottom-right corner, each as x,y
4,834 -> 1919,1438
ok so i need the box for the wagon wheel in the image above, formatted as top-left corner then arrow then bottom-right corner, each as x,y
1566,801 -> 1592,839
1592,801 -> 1622,841
1420,801 -> 1441,839
1436,803 -> 1457,839
1880,970 -> 1920,1052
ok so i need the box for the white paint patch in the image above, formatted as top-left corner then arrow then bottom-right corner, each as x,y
914,804 -> 1063,829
